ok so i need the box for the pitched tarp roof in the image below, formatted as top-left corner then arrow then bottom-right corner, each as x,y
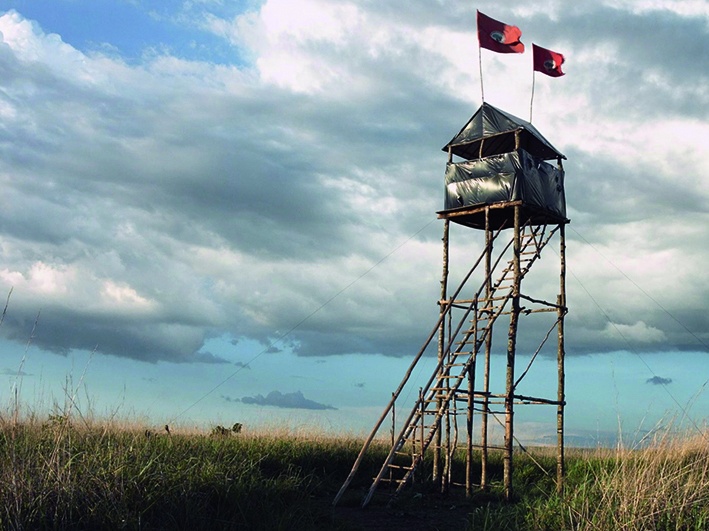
442,102 -> 565,161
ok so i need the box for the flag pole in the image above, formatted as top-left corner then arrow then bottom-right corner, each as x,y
477,12 -> 486,104
479,44 -> 485,102
529,69 -> 536,122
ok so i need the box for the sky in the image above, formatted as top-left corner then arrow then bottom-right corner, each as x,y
0,0 -> 708,447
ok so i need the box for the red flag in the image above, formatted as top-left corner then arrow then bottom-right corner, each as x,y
477,10 -> 524,54
533,44 -> 565,77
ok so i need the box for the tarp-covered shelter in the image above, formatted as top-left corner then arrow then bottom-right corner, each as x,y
438,103 -> 568,229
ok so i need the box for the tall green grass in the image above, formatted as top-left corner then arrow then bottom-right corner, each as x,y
1,411 -> 708,530
564,432 -> 709,530
463,431 -> 709,531
0,413 -> 380,530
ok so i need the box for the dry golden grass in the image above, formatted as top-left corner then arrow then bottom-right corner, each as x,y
1,398 -> 709,530
563,430 -> 709,530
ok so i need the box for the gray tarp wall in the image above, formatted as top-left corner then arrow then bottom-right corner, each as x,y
444,149 -> 566,218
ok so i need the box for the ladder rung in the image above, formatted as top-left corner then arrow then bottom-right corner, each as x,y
386,464 -> 413,471
455,337 -> 480,344
476,305 -> 500,312
378,477 -> 408,485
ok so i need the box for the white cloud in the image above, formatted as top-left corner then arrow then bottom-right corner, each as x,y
1,262 -> 73,297
603,320 -> 667,343
0,10 -> 107,86
213,0 -> 367,93
0,3 -> 707,364
100,281 -> 154,311
604,0 -> 709,18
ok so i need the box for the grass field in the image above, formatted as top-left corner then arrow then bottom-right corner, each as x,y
1,412 -> 708,530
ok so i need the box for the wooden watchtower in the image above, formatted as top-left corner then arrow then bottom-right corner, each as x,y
334,102 -> 568,507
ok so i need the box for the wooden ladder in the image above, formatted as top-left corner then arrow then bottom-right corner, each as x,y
355,224 -> 554,507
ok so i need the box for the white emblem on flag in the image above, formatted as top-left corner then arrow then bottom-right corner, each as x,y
490,31 -> 505,43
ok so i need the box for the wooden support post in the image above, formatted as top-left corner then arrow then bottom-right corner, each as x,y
504,205 -> 521,502
466,355 -> 474,496
443,352 -> 451,494
481,207 -> 492,491
557,224 -> 566,494
391,392 -> 396,446
450,393 -> 457,489
441,219 -> 452,495
434,219 -> 449,486
419,387 -> 425,483
389,392 -> 395,488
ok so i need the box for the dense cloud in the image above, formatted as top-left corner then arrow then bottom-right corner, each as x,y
646,376 -> 672,386
238,390 -> 336,410
0,1 -> 707,365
